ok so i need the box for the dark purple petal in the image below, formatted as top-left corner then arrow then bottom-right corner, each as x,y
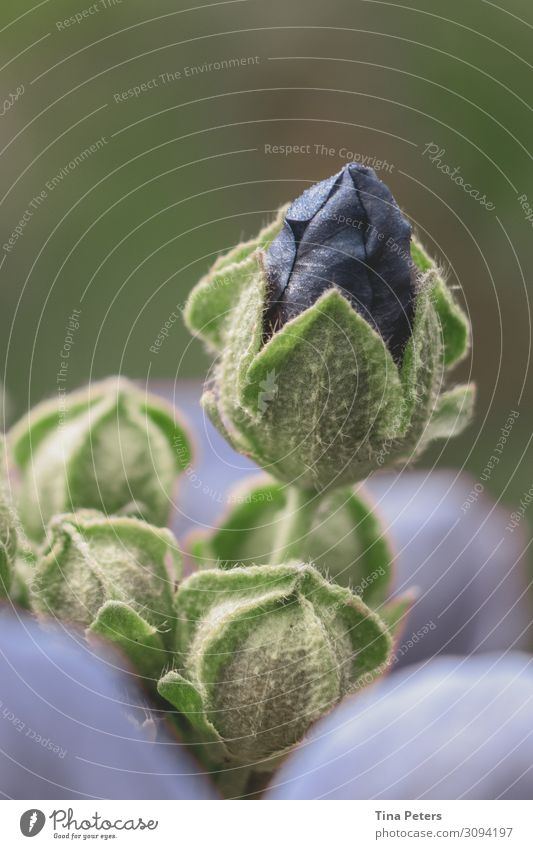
264,163 -> 416,362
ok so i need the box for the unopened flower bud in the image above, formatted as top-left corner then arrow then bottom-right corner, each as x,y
158,562 -> 391,767
31,510 -> 181,680
185,167 -> 474,490
9,377 -> 191,541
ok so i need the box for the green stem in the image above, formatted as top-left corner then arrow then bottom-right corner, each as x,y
215,764 -> 254,799
272,487 -> 317,565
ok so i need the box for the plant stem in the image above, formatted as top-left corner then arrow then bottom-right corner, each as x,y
272,486 -> 317,565
215,764 -> 254,799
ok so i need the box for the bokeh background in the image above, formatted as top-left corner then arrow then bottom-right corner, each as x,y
1,0 -> 532,528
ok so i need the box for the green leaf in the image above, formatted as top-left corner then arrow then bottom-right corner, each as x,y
89,600 -> 169,681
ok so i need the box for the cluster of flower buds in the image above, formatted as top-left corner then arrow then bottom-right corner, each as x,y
0,163 -> 476,793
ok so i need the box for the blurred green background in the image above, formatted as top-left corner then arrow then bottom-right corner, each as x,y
1,0 -> 532,518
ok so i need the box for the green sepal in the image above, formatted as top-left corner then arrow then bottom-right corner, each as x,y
422,383 -> 476,445
191,478 -> 393,604
64,389 -> 187,527
158,671 -> 219,740
378,592 -> 416,646
398,282 -> 437,433
89,600 -> 169,681
299,567 -> 392,687
197,590 -> 341,764
411,237 -> 470,368
10,397 -> 88,468
200,389 -> 250,456
184,208 -> 285,352
410,238 -> 433,273
0,542 -> 11,598
188,478 -> 286,571
0,436 -> 17,598
432,277 -> 470,367
174,563 -> 300,661
189,218 -> 474,493
142,396 -> 192,472
8,556 -> 33,609
237,289 -> 404,490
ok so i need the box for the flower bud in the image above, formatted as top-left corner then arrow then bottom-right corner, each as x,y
158,562 -> 391,767
31,510 -> 181,680
185,167 -> 474,490
9,377 -> 191,541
